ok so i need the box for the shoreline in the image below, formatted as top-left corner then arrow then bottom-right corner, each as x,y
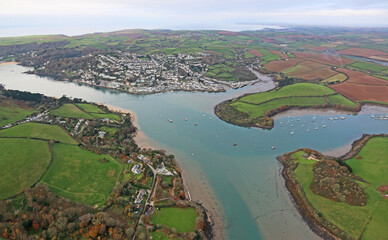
0,62 -> 17,66
277,134 -> 388,240
105,104 -> 225,240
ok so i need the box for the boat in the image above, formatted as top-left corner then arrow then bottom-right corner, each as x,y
322,125 -> 327,128
232,143 -> 238,146
307,129 -> 310,132
271,146 -> 276,150
340,116 -> 346,120
194,124 -> 198,126
290,131 -> 294,135
168,119 -> 173,123
328,117 -> 334,121
315,127 -> 318,130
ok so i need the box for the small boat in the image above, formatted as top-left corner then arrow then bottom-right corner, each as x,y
315,127 -> 318,130
271,146 -> 276,150
194,124 -> 198,126
290,124 -> 294,127
307,129 -> 310,132
202,114 -> 205,117
322,125 -> 327,128
184,118 -> 188,121
232,143 -> 238,146
328,117 -> 334,121
340,116 -> 346,120
168,119 -> 173,123
290,131 -> 294,135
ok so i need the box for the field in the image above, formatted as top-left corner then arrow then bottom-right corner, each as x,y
151,207 -> 198,233
229,83 -> 355,119
338,47 -> 388,58
248,49 -> 263,57
51,103 -> 121,121
0,122 -> 77,144
0,138 -> 51,199
206,64 -> 237,81
293,52 -> 354,66
256,49 -> 281,62
346,137 -> 388,188
0,99 -> 36,127
285,61 -> 337,80
292,151 -> 384,239
264,58 -> 304,72
51,104 -> 94,119
267,50 -> 288,59
41,143 -> 122,207
321,73 -> 347,84
349,61 -> 388,73
337,68 -> 388,85
330,83 -> 388,103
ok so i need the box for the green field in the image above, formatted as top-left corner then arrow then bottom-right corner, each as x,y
151,207 -> 197,233
292,151 -> 383,239
206,64 -> 237,81
0,101 -> 36,127
0,122 -> 77,144
327,94 -> 357,108
229,83 -> 354,118
75,103 -> 106,113
257,49 -> 281,62
50,104 -> 94,119
349,61 -> 388,73
0,138 -> 51,199
322,73 -> 348,84
41,143 -> 122,206
347,137 -> 388,188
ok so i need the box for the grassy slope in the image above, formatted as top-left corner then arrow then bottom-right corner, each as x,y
0,101 -> 36,127
292,151 -> 381,239
0,122 -> 77,144
347,137 -> 388,188
327,94 -> 357,108
322,73 -> 347,84
0,138 -> 51,199
75,103 -> 106,113
42,143 -> 122,207
151,207 -> 197,233
50,104 -> 94,119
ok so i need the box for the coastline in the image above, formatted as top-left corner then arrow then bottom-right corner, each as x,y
0,62 -> 17,66
105,104 -> 225,240
277,134 -> 388,240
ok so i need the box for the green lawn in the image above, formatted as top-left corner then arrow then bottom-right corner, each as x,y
361,199 -> 388,239
50,104 -> 93,119
0,101 -> 36,127
75,103 -> 106,113
347,137 -> 388,188
90,113 -> 121,121
0,122 -> 77,144
41,143 -> 122,207
327,94 -> 357,108
232,96 -> 327,118
0,138 -> 51,199
151,207 -> 198,233
238,83 -> 335,104
322,73 -> 347,84
292,151 -> 382,239
349,61 -> 388,73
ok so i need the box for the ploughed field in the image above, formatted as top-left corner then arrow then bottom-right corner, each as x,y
284,137 -> 388,239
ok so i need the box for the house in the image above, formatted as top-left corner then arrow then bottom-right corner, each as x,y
156,162 -> 173,176
98,131 -> 105,138
134,189 -> 146,204
131,164 -> 141,174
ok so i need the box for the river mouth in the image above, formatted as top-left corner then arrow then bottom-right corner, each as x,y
1,63 -> 388,240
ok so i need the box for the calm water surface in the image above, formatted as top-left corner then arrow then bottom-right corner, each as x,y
1,64 -> 388,240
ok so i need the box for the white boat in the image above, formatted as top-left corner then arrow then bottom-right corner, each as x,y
340,116 -> 346,120
271,146 -> 276,150
322,125 -> 327,128
290,131 -> 294,135
315,127 -> 318,130
307,129 -> 310,132
168,119 -> 173,123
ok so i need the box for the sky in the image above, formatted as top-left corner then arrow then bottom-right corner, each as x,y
1,0 -> 388,37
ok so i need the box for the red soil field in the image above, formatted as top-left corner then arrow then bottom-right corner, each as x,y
268,50 -> 288,59
336,68 -> 388,86
302,45 -> 331,52
330,83 -> 388,103
370,55 -> 388,62
248,50 -> 263,57
264,58 -> 304,72
293,52 -> 353,66
287,61 -> 337,80
338,47 -> 388,57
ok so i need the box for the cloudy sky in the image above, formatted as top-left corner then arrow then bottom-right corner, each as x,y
1,0 -> 388,37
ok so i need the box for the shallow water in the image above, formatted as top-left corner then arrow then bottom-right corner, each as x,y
1,64 -> 388,239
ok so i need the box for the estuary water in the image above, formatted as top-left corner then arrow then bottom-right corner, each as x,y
1,64 -> 388,240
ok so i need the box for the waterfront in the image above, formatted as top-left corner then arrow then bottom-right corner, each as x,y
1,63 -> 388,239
